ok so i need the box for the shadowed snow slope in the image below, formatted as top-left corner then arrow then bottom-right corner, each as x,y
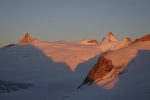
0,80 -> 32,94
0,43 -> 101,100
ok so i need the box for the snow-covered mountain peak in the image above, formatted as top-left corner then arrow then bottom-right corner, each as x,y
101,32 -> 118,44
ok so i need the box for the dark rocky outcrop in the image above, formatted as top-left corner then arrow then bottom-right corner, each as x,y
78,56 -> 122,89
86,40 -> 99,44
80,39 -> 99,44
2,44 -> 16,48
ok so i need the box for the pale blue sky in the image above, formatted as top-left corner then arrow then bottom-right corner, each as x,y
0,0 -> 150,43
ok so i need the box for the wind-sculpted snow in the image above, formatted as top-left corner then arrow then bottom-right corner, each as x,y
0,80 -> 32,94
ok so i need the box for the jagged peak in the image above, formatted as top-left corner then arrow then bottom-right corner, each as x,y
24,32 -> 30,38
19,32 -> 39,44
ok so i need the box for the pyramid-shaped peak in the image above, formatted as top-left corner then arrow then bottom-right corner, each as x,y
101,32 -> 118,44
106,32 -> 117,39
24,32 -> 30,37
25,32 -> 29,35
19,32 -> 39,44
107,32 -> 114,36
23,32 -> 32,39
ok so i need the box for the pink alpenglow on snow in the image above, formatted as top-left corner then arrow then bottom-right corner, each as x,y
33,41 -> 101,71
0,33 -> 150,100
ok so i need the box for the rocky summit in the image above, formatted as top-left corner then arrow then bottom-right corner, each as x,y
19,32 -> 39,44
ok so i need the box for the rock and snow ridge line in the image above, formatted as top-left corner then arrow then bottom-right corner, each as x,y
78,34 -> 150,89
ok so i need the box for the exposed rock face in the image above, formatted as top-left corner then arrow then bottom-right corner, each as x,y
101,32 -> 118,44
80,39 -> 99,44
19,33 -> 32,44
86,40 -> 99,44
19,32 -> 39,44
133,34 -> 150,43
87,56 -> 114,81
78,56 -> 121,88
